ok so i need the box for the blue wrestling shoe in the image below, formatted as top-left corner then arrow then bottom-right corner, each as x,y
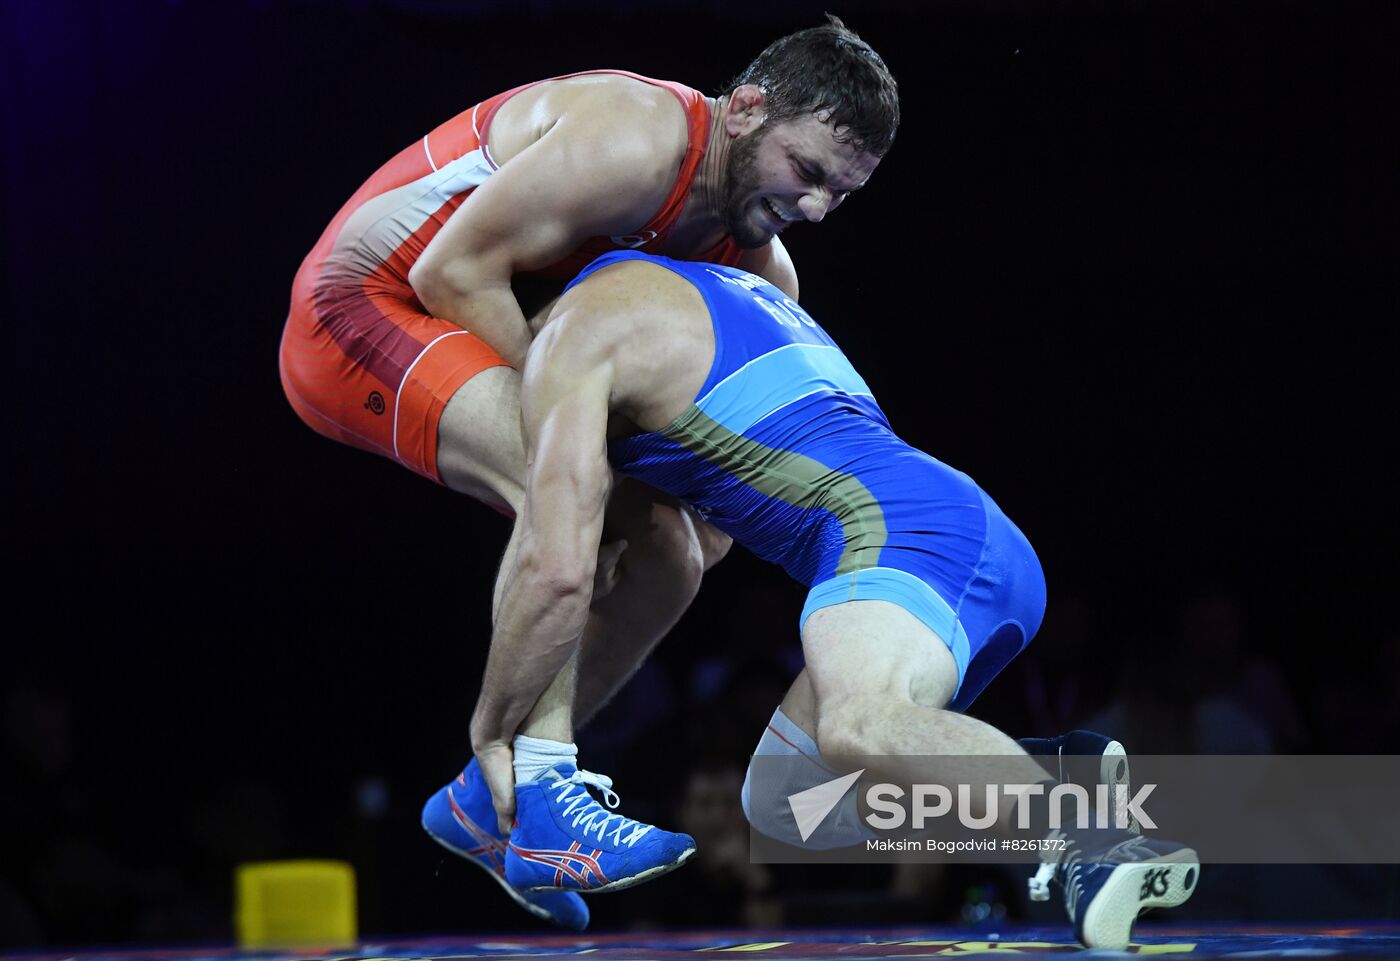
1050,829 -> 1200,949
422,758 -> 589,930
505,763 -> 696,893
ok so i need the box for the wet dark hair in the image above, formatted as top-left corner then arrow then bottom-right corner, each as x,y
726,14 -> 899,157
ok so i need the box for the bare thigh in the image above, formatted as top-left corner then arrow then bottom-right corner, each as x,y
436,365 -> 528,514
802,599 -> 959,720
799,599 -> 1035,791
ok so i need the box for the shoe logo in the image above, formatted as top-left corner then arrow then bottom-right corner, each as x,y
445,787 -> 507,870
365,391 -> 386,415
511,840 -> 609,890
787,769 -> 864,843
1140,867 -> 1171,899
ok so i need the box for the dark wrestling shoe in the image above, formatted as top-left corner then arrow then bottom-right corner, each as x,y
1020,729 -> 1140,903
505,763 -> 695,894
421,758 -> 589,930
1053,829 -> 1199,949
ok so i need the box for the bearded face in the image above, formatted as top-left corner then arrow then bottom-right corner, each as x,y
716,112 -> 883,250
719,126 -> 775,249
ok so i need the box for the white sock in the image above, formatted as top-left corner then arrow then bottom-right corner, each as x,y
513,735 -> 578,783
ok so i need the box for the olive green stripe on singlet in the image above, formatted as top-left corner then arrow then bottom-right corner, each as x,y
665,405 -> 887,575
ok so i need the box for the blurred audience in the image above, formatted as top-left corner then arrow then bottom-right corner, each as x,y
1082,593 -> 1302,754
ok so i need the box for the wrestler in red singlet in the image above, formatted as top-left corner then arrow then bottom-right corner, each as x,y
279,71 -> 743,483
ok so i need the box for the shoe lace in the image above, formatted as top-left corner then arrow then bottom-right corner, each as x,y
1104,834 -> 1155,863
1028,827 -> 1069,902
1061,841 -> 1088,917
1028,861 -> 1055,902
1032,831 -> 1154,911
549,769 -> 654,847
1027,829 -> 1092,915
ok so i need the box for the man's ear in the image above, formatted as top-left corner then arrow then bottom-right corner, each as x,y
725,84 -> 768,137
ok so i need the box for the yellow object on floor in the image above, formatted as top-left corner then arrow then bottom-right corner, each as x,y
235,859 -> 357,947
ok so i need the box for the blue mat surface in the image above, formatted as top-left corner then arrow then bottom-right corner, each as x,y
8,925 -> 1400,960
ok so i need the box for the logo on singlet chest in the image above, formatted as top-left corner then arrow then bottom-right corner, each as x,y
609,230 -> 659,249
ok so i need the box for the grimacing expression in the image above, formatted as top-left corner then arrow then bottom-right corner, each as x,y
721,112 -> 883,250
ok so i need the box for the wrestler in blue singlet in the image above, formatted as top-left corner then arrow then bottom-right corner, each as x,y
566,251 -> 1046,711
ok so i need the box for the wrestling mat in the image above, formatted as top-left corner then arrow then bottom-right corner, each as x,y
8,924 -> 1400,961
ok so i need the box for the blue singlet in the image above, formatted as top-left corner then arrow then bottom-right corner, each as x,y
567,252 -> 1046,710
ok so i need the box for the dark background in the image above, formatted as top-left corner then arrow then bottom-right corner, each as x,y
3,0 -> 1398,948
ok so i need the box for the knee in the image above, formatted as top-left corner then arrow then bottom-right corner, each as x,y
814,698 -> 888,760
613,501 -> 705,595
645,506 -> 705,587
601,482 -> 711,599
694,520 -> 733,572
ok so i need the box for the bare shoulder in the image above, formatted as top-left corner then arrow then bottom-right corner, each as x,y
548,259 -> 707,360
546,259 -> 712,431
737,238 -> 799,300
560,258 -> 705,321
490,73 -> 691,181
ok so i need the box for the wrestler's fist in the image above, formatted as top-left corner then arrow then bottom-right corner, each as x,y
474,740 -> 517,835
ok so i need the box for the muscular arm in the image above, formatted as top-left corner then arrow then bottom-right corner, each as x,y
468,317 -> 615,755
738,236 -> 799,300
409,93 -> 678,367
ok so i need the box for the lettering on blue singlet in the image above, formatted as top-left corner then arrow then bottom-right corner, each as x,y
704,267 -> 768,291
703,266 -> 819,329
752,295 -> 818,330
